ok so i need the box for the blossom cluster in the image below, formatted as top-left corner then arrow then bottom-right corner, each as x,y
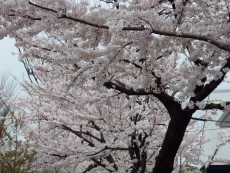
1,0 -> 230,172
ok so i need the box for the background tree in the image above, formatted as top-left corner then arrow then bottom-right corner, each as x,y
0,72 -> 36,173
1,0 -> 230,173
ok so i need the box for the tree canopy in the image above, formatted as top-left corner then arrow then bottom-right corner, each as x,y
1,0 -> 230,172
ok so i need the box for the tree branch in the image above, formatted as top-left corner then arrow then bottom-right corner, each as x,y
103,81 -> 152,95
26,1 -> 230,52
174,0 -> 189,30
28,1 -> 57,12
50,153 -> 69,158
62,125 -> 95,147
121,59 -> 162,85
82,164 -> 97,173
90,158 -> 113,172
86,146 -> 135,156
191,58 -> 230,103
203,103 -> 230,110
90,121 -> 101,131
150,29 -> 230,52
193,102 -> 230,110
139,132 -> 148,148
104,80 -> 180,119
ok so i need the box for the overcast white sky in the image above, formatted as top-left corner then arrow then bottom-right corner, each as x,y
0,36 -> 230,91
0,37 -> 26,79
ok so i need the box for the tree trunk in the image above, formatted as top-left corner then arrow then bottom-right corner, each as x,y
152,109 -> 192,173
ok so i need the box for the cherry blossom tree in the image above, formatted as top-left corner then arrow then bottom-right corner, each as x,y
1,0 -> 230,172
16,87 -> 206,173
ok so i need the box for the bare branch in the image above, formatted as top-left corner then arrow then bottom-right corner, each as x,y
89,121 -> 101,131
86,146 -> 135,156
50,153 -> 69,158
62,125 -> 95,147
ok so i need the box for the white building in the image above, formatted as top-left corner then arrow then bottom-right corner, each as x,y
200,89 -> 230,164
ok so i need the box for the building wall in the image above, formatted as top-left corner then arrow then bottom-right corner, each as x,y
200,90 -> 230,164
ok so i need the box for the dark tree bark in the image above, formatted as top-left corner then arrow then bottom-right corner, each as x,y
150,92 -> 195,173
153,109 -> 193,173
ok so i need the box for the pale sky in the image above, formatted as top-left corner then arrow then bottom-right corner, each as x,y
0,36 -> 230,90
0,37 -> 26,80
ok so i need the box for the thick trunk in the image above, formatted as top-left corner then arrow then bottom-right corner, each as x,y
152,110 -> 192,173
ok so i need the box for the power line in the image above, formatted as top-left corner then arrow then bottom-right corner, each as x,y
191,117 -> 230,124
186,128 -> 223,132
